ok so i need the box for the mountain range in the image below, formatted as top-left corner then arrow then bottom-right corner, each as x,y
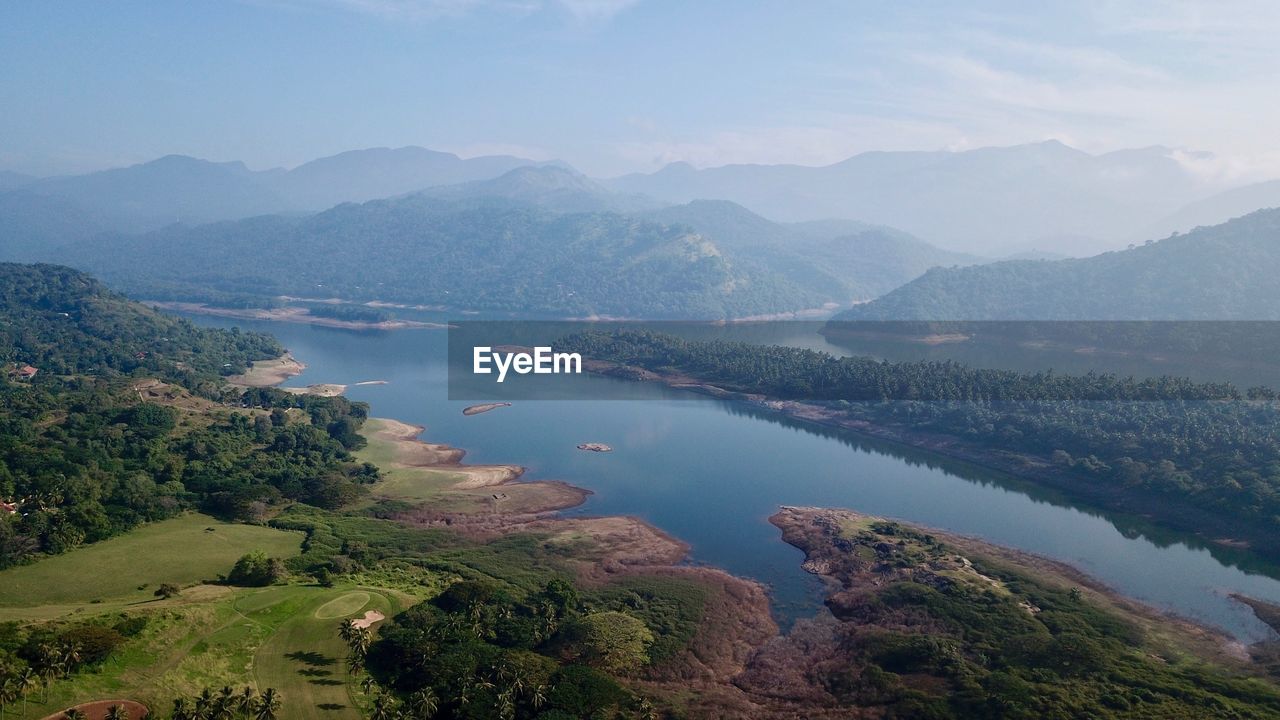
10,141 -> 1280,256
3,147 -> 537,231
7,142 -> 1280,320
608,141 -> 1237,256
836,208 -> 1280,320
0,158 -> 977,319
56,193 -> 834,319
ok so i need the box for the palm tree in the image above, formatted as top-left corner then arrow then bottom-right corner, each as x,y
360,676 -> 378,696
349,629 -> 372,658
171,697 -> 193,720
104,704 -> 130,720
405,689 -> 438,719
237,686 -> 257,717
369,693 -> 397,720
16,668 -> 37,714
346,654 -> 365,675
528,684 -> 548,711
496,690 -> 515,720
254,688 -> 281,720
338,619 -> 357,645
36,643 -> 61,701
62,708 -> 87,720
60,643 -> 82,671
0,679 -> 16,720
212,686 -> 235,720
194,688 -> 215,720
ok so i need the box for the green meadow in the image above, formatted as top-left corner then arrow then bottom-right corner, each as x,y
0,514 -> 304,609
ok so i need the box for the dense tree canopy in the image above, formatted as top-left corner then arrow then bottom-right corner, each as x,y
0,264 -> 375,569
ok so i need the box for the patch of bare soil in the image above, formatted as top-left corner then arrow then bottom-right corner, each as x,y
146,302 -> 445,330
226,352 -> 306,387
282,383 -> 347,397
367,418 -> 525,487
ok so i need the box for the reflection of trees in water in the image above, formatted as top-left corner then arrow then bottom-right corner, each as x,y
712,396 -> 1280,581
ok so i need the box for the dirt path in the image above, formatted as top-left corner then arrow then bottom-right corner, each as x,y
38,699 -> 150,720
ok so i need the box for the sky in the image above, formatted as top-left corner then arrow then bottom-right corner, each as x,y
3,0 -> 1280,179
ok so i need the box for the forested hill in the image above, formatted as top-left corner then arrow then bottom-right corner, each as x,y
0,263 -> 281,386
641,199 -> 983,302
56,196 -> 832,319
836,208 -> 1280,320
0,264 -> 375,568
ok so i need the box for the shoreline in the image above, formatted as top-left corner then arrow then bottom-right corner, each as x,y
582,358 -> 1280,561
771,506 -> 1255,664
199,319 -> 1280,715
149,301 -> 447,330
227,352 -> 306,387
740,505 -> 1266,713
235,355 -> 781,702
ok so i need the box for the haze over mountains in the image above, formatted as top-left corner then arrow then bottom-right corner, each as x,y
837,208 -> 1280,320
6,140 -> 1280,255
5,141 -> 1280,320
3,147 -> 538,231
610,141 -> 1239,256
59,193 -> 835,320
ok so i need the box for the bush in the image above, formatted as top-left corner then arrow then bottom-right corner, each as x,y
226,550 -> 287,586
60,625 -> 125,664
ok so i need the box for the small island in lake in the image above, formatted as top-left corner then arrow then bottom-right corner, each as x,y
463,402 -> 512,416
577,442 -> 613,452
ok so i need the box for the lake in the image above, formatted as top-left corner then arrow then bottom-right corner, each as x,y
190,315 -> 1280,643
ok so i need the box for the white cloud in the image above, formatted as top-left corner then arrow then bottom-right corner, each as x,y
596,6 -> 1280,182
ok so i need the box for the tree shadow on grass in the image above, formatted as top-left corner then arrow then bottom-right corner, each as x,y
317,704 -> 346,711
309,679 -> 344,686
286,650 -> 336,666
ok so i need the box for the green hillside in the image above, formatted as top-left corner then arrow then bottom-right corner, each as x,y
839,209 -> 1280,320
57,196 -> 830,320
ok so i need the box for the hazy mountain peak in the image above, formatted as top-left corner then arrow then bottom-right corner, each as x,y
605,140 -> 1231,255
424,163 -> 657,213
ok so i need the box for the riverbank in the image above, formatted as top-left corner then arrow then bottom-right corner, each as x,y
581,357 -> 1280,561
227,352 -> 306,386
348,420 -> 781,711
148,301 -> 446,330
737,506 -> 1280,716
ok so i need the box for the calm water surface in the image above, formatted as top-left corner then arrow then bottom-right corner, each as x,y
192,317 -> 1280,642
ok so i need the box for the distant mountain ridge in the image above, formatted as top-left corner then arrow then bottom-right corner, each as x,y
1147,179 -> 1280,239
5,160 -> 984,319
423,165 -> 659,214
836,208 -> 1280,320
5,146 -> 541,232
13,141 -> 1280,259
639,199 -> 982,302
608,141 -> 1228,256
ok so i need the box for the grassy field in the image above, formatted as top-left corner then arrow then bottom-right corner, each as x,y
0,514 -> 304,609
9,584 -> 409,720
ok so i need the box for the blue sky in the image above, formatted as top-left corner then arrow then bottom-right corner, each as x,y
3,0 -> 1278,178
